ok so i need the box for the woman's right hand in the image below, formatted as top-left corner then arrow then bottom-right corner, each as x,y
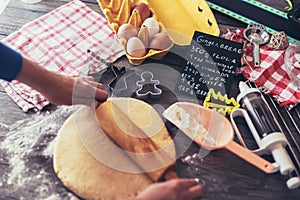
136,178 -> 204,200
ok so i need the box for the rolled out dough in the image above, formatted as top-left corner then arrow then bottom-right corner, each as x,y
53,106 -> 152,200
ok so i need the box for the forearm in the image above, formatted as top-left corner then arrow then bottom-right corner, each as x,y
16,56 -> 108,106
15,57 -> 63,94
0,42 -> 61,93
1,42 -> 107,106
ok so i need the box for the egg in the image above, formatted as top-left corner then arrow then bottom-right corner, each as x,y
117,23 -> 138,41
132,2 -> 151,22
149,32 -> 172,50
126,37 -> 147,57
142,17 -> 160,39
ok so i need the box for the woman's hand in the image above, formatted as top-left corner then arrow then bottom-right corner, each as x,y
43,74 -> 108,107
136,178 -> 204,200
16,57 -> 108,107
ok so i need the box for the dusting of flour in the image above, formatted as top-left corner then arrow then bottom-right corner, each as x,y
0,105 -> 82,199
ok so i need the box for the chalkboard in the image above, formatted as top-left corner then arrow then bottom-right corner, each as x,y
176,31 -> 243,100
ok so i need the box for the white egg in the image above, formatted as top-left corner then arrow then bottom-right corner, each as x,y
126,37 -> 147,57
141,17 -> 160,39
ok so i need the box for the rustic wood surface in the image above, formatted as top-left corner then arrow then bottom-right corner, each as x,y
0,0 -> 300,199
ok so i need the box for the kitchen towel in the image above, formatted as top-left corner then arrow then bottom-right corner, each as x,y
224,28 -> 300,108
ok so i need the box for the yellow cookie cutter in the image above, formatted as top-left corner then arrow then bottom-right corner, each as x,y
204,88 -> 240,115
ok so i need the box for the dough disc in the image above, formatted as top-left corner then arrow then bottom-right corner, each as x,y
53,106 -> 152,200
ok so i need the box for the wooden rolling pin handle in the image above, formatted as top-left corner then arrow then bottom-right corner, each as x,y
163,167 -> 178,180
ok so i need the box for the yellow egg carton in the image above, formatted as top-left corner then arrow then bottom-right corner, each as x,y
97,0 -> 220,65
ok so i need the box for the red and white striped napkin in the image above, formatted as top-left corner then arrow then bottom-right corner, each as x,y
224,29 -> 300,108
1,0 -> 124,112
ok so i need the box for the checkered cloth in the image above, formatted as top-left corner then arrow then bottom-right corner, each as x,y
223,29 -> 300,108
1,0 -> 124,112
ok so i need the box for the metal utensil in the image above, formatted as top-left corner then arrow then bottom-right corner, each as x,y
244,26 -> 270,68
136,71 -> 162,99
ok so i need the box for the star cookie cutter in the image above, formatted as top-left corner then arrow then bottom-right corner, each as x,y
135,71 -> 162,99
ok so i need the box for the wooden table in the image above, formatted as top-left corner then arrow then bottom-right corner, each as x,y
1,0 -> 300,199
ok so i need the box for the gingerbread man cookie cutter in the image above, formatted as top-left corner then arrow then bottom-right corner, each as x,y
136,71 -> 162,99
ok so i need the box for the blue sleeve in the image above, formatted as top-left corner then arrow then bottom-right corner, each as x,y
0,42 -> 23,82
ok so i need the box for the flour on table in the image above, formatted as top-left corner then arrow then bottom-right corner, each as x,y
0,105 -> 80,199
